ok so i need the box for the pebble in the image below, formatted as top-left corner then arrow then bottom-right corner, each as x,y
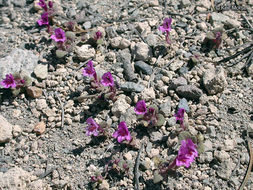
134,61 -> 153,75
36,99 -> 47,110
0,114 -> 13,143
141,87 -> 156,101
223,139 -> 236,151
159,99 -> 171,117
34,64 -> 48,80
123,152 -> 132,160
176,85 -> 203,100
178,98 -> 190,112
33,122 -> 46,135
214,150 -> 230,162
120,82 -> 145,93
75,44 -> 95,61
26,86 -> 43,98
111,95 -> 130,117
170,77 -> 187,89
12,125 -> 22,137
133,42 -> 152,61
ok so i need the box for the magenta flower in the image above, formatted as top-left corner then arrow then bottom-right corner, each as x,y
174,108 -> 185,130
38,0 -> 47,11
113,122 -> 131,143
134,100 -> 147,115
158,17 -> 172,44
0,74 -> 17,88
213,31 -> 222,49
101,72 -> 114,87
37,12 -> 49,26
82,60 -> 97,78
48,1 -> 53,8
176,139 -> 198,168
94,30 -> 102,40
51,28 -> 66,43
85,117 -> 102,136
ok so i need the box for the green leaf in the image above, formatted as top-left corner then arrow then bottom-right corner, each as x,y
65,31 -> 76,40
178,131 -> 192,141
56,50 -> 68,58
23,75 -> 32,86
148,104 -> 158,112
155,114 -> 165,127
153,170 -> 163,184
197,133 -> 204,143
11,88 -> 20,96
197,142 -> 205,154
96,39 -> 103,45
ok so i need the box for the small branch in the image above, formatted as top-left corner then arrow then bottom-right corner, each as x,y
239,136 -> 253,190
55,92 -> 64,128
134,142 -> 144,190
242,14 -> 253,30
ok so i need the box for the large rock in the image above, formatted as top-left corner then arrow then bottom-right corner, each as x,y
0,167 -> 45,189
134,61 -> 153,75
203,66 -> 227,95
111,95 -> 131,117
0,114 -> 13,143
120,82 -> 145,93
34,64 -> 48,80
0,48 -> 39,83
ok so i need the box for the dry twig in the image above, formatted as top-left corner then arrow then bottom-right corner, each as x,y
134,142 -> 144,190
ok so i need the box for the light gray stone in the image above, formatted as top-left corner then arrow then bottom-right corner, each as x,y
178,98 -> 189,112
159,98 -> 171,117
170,77 -> 187,89
120,82 -> 145,92
0,114 -> 13,143
0,49 -> 39,83
75,44 -> 95,61
210,12 -> 229,25
111,95 -> 130,117
203,66 -> 227,95
133,42 -> 152,61
34,64 -> 48,80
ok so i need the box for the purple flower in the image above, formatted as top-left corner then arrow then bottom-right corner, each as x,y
37,12 -> 49,26
0,74 -> 16,88
213,31 -> 222,49
51,28 -> 66,42
174,108 -> 185,130
176,139 -> 198,168
134,100 -> 147,115
38,0 -> 47,11
82,60 -> 96,77
94,30 -> 102,40
48,1 -> 53,8
112,122 -> 131,143
85,117 -> 102,136
158,17 -> 172,44
101,72 -> 114,87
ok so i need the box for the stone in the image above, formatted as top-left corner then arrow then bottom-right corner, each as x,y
145,34 -> 158,47
119,50 -> 137,81
198,152 -> 213,163
110,36 -> 122,48
247,61 -> 253,75
203,66 -> 227,95
204,140 -> 213,152
0,167 -> 45,189
148,0 -> 159,6
133,42 -> 152,61
119,39 -> 131,49
178,98 -> 189,112
141,87 -> 156,101
136,22 -> 151,36
26,86 -> 43,98
34,64 -> 48,80
170,77 -> 187,89
159,98 -> 171,117
111,95 -> 130,117
176,85 -> 203,100
197,22 -> 207,31
134,61 -> 153,75
120,107 -> 137,126
223,139 -> 236,151
206,125 -> 216,137
214,150 -> 230,162
180,0 -> 191,7
216,160 -> 234,180
36,99 -> 47,110
120,82 -> 145,93
0,49 -> 38,83
11,0 -> 26,7
167,117 -> 176,127
169,61 -> 184,71
150,131 -> 163,142
33,122 -> 46,135
196,0 -> 211,9
210,12 -> 229,25
99,180 -> 110,190
225,19 -> 241,29
75,44 -> 95,61
124,152 -> 132,160
12,125 -> 22,137
0,114 -> 13,143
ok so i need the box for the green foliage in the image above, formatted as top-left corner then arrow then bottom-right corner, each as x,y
155,114 -> 165,127
65,31 -> 76,40
153,170 -> 163,184
56,49 -> 68,58
197,142 -> 205,154
11,88 -> 21,97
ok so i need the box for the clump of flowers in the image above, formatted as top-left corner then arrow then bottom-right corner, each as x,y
158,17 -> 172,44
82,60 -> 117,101
174,108 -> 186,130
135,100 -> 165,127
1,72 -> 32,96
85,117 -> 104,137
105,156 -> 131,176
113,122 -> 131,143
37,0 -> 54,30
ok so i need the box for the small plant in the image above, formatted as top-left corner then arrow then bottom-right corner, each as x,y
1,72 -> 32,96
85,117 -> 104,137
105,156 -> 131,175
82,60 -> 117,101
202,27 -> 223,52
158,17 -> 172,44
134,100 -> 165,127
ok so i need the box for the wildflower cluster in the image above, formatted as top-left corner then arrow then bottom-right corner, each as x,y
0,73 -> 32,96
82,60 -> 117,101
37,0 -> 54,29
159,17 -> 172,44
134,100 -> 165,127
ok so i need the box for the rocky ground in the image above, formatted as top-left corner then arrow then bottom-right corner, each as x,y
0,0 -> 253,189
